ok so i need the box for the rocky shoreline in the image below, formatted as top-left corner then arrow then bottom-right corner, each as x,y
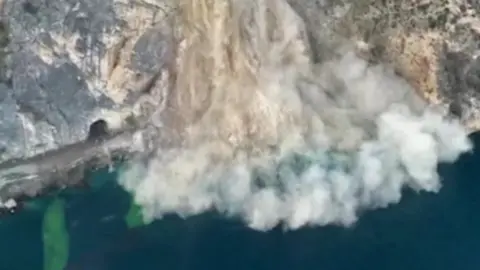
0,120 -> 150,212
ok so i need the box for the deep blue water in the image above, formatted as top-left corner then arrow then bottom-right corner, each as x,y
2,133 -> 480,270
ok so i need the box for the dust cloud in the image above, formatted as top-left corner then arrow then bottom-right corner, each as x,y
117,0 -> 472,230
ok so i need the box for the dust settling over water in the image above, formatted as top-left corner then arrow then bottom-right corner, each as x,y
117,0 -> 472,231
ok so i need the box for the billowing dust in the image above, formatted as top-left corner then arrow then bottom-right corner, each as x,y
118,0 -> 472,230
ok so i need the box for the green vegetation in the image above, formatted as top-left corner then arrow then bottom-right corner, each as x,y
0,20 -> 10,84
125,198 -> 151,229
335,0 -> 477,51
0,21 -> 8,49
43,198 -> 69,270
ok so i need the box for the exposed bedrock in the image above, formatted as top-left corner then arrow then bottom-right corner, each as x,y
0,0 -> 174,162
288,0 -> 480,131
0,0 -> 479,205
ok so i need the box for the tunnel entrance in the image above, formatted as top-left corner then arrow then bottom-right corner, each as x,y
87,119 -> 109,141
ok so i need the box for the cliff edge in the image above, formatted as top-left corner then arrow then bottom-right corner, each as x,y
0,0 -> 477,207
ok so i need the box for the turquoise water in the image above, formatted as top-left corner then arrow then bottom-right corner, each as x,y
2,133 -> 480,270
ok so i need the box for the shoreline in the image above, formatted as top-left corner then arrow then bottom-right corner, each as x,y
0,125 -> 145,212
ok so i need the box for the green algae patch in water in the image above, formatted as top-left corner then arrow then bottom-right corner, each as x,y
43,198 -> 69,270
125,199 -> 151,229
118,162 -> 152,229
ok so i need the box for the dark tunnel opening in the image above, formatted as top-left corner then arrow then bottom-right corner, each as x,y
87,119 -> 109,141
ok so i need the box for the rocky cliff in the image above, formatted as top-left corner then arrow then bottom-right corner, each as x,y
288,0 -> 480,130
0,0 -> 479,161
0,0 -> 174,162
0,0 -> 478,208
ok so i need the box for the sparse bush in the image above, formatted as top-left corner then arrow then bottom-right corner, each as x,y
0,20 -> 9,85
335,0 -> 480,54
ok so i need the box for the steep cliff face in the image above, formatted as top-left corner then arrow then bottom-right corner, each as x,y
0,0 -> 479,162
0,0 -> 476,228
0,0 -> 174,162
288,0 -> 480,131
0,0 -> 478,208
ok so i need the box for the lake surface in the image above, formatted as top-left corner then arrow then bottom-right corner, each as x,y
2,133 -> 480,270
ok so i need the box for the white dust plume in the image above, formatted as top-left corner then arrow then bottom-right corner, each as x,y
117,0 -> 472,231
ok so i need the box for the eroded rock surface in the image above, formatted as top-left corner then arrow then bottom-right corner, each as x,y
288,0 -> 480,131
0,0 -> 480,165
0,0 -> 478,215
0,0 -> 174,161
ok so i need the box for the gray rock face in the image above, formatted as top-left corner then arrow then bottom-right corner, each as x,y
2,0 -> 479,162
0,0 -> 173,162
0,0 -> 479,205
